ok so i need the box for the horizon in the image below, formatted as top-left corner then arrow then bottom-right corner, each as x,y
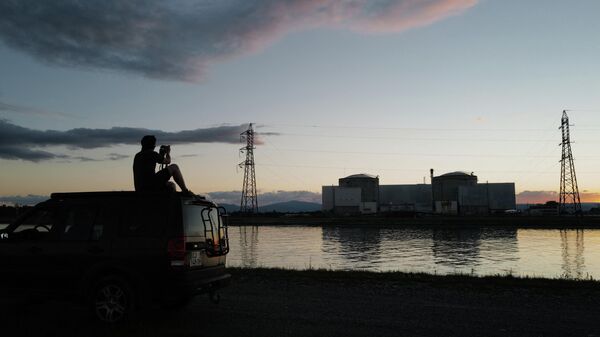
2,1 -> 600,204
2,190 -> 599,208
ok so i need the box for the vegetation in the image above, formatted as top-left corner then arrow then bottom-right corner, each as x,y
227,266 -> 600,290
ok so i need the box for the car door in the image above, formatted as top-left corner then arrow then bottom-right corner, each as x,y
47,201 -> 114,293
0,203 -> 61,291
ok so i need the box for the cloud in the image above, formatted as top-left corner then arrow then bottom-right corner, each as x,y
516,191 -> 558,204
0,100 -> 71,118
517,190 -> 600,204
581,193 -> 600,203
207,190 -> 321,206
0,120 -> 267,162
107,153 -> 129,161
0,145 -> 68,161
0,0 -> 477,81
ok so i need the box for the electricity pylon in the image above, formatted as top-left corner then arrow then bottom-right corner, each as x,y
559,110 -> 582,214
239,123 -> 258,213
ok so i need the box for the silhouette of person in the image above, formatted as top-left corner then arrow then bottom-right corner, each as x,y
133,135 -> 192,194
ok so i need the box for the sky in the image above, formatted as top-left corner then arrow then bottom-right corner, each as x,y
1,0 -> 600,205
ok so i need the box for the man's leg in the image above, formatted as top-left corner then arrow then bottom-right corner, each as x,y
167,164 -> 190,192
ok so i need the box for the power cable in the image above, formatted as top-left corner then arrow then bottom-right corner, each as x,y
259,148 -> 600,159
258,123 -> 600,132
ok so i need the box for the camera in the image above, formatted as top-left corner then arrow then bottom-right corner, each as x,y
159,145 -> 171,154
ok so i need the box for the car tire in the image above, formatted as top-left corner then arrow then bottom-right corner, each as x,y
91,275 -> 135,323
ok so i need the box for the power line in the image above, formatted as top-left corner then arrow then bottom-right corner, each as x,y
278,133 -> 560,143
255,163 -> 565,174
259,123 -> 600,132
259,148 -> 600,159
257,162 -> 600,175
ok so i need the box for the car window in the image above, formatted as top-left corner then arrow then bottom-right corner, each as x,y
119,201 -> 168,237
61,206 -> 97,241
92,206 -> 119,241
12,208 -> 56,234
9,208 -> 57,241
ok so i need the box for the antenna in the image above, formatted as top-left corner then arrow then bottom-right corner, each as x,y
559,110 -> 582,214
239,123 -> 258,213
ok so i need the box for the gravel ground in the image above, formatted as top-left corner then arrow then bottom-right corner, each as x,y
1,268 -> 600,337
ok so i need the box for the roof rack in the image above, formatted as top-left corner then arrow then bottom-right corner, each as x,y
50,191 -> 179,199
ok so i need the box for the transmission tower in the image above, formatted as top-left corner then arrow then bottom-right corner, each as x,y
559,110 -> 582,214
239,123 -> 258,213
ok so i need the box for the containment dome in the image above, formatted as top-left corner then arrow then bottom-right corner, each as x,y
440,171 -> 476,178
339,173 -> 379,204
343,173 -> 378,179
432,171 -> 478,207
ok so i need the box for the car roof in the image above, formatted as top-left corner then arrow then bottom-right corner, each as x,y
50,191 -> 217,207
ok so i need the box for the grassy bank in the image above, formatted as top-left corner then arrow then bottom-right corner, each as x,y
3,266 -> 600,337
227,266 -> 600,290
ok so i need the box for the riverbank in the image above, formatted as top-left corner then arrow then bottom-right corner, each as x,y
4,214 -> 600,229
229,214 -> 600,228
2,268 -> 599,336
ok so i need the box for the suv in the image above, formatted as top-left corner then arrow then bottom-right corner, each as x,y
0,191 -> 230,323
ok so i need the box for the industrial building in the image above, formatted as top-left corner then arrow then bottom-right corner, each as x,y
322,171 -> 516,215
323,174 -> 379,214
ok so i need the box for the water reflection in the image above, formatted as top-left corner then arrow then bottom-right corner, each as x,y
237,226 -> 259,268
227,226 -> 600,278
432,229 -> 482,268
431,228 -> 518,271
322,226 -> 383,268
560,229 -> 585,278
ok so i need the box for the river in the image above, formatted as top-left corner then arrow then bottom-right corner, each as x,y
226,225 -> 600,279
2,223 -> 598,279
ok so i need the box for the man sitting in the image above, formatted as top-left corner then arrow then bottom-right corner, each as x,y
133,135 -> 192,194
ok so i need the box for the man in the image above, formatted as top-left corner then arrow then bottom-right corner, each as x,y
133,135 -> 192,194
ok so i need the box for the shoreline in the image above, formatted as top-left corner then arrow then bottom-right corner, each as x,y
5,214 -> 600,229
227,266 -> 599,288
228,214 -> 600,228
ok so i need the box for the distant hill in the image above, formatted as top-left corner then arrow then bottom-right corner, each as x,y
259,200 -> 321,213
217,203 -> 239,213
517,203 -> 600,212
214,200 -> 321,213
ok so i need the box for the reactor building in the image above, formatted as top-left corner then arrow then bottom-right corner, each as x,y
322,170 -> 516,215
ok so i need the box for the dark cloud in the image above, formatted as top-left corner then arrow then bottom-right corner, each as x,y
0,194 -> 48,206
0,100 -> 70,118
107,153 -> 129,161
0,120 -> 268,161
0,0 -> 477,81
207,190 -> 321,206
256,132 -> 281,136
0,145 -> 68,162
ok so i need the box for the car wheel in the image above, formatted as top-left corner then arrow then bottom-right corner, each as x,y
92,276 -> 134,323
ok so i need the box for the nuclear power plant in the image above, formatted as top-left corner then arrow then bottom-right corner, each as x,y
322,170 -> 516,215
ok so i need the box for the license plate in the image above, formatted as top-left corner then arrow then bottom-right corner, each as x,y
189,251 -> 203,267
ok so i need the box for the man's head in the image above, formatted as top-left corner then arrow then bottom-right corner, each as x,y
141,135 -> 156,150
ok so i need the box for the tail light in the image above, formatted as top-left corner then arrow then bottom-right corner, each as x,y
167,236 -> 186,267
